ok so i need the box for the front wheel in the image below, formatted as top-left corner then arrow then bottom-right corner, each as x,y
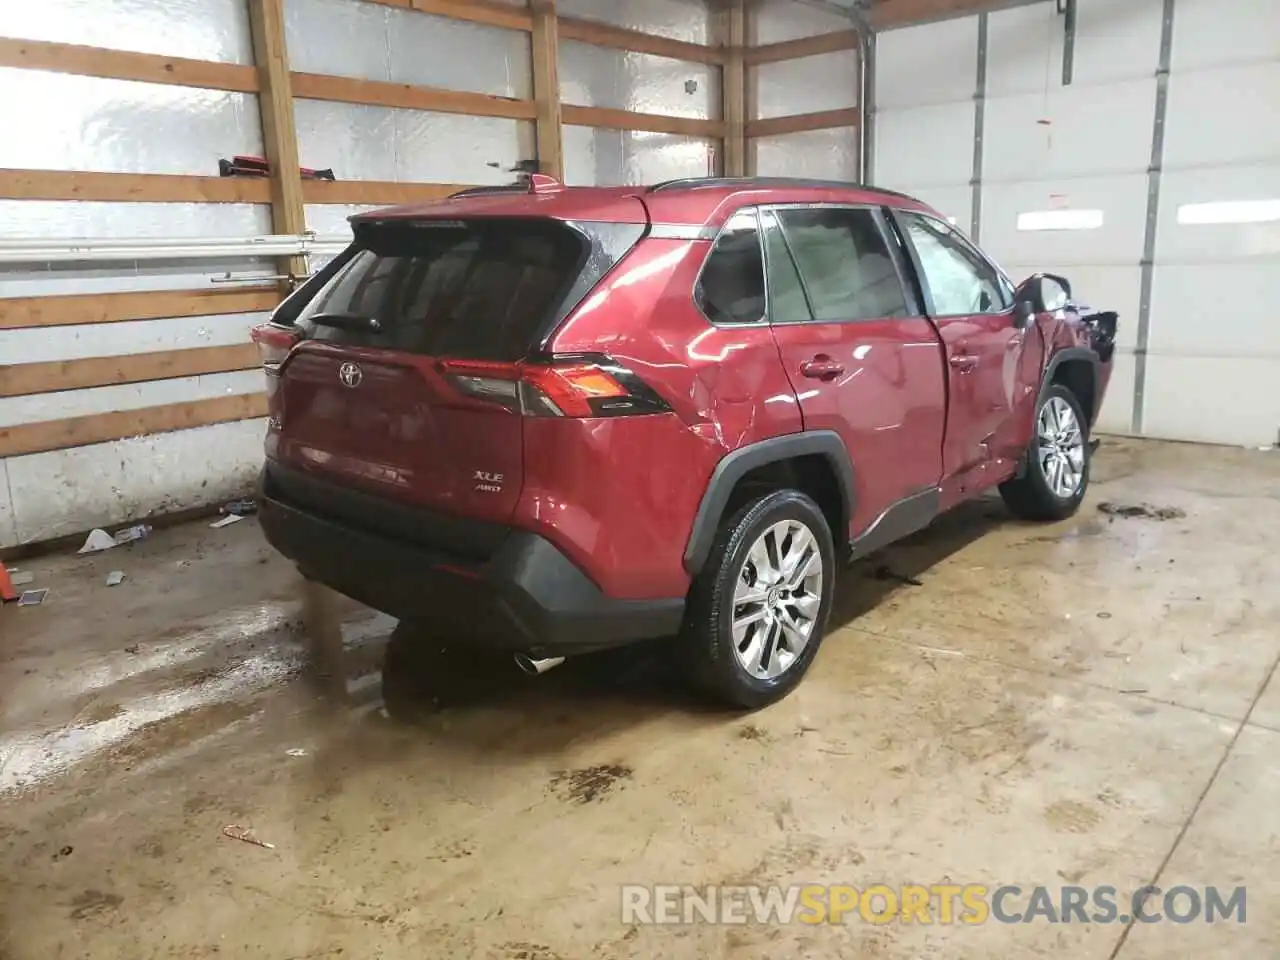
999,384 -> 1090,522
683,489 -> 836,709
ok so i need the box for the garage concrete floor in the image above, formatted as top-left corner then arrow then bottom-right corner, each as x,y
1,437 -> 1277,959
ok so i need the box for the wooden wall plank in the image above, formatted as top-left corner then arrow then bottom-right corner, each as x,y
0,37 -> 260,91
249,0 -> 307,285
0,344 -> 261,398
718,0 -> 747,177
0,288 -> 280,331
745,29 -> 860,66
530,0 -> 565,179
291,72 -> 537,120
302,180 -> 469,205
562,105 -> 725,139
409,0 -> 533,31
0,393 -> 268,459
0,169 -> 270,203
747,107 -> 860,138
558,17 -> 725,65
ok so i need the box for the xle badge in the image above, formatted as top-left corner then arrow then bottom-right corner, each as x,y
474,471 -> 504,493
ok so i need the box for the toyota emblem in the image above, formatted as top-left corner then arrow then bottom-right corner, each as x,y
338,362 -> 363,388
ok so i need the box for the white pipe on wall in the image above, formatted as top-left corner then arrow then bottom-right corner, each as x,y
0,234 -> 351,264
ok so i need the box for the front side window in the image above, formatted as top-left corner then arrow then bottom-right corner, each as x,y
774,207 -> 910,322
899,213 -> 1010,316
695,210 -> 766,324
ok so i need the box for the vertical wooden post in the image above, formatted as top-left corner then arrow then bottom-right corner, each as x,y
530,0 -> 564,180
743,1 -> 758,176
248,0 -> 307,287
719,0 -> 747,177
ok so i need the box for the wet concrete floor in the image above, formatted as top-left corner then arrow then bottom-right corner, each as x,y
1,437 -> 1278,958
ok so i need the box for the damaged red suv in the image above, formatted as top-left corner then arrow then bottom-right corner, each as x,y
253,175 -> 1116,708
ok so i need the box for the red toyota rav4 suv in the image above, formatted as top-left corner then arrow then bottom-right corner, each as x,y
253,175 -> 1116,708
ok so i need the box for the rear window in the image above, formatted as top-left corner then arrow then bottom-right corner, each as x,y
295,218 -> 596,362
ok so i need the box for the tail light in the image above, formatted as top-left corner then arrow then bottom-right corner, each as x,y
250,323 -> 301,374
440,355 -> 671,418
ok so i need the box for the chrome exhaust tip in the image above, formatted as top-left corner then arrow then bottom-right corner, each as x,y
513,653 -> 565,676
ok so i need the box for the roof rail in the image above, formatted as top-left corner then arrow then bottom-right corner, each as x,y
646,177 -> 916,201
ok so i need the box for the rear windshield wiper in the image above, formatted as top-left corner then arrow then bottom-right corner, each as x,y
309,312 -> 383,333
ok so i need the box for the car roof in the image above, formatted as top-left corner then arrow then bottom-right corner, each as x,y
351,177 -> 935,229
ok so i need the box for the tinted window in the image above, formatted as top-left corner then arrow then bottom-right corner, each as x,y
696,210 -> 766,324
295,218 -> 587,361
759,209 -> 813,324
900,213 -> 1009,315
775,207 -> 909,321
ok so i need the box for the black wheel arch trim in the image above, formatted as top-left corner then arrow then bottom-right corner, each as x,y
682,430 -> 856,576
1044,346 -> 1100,389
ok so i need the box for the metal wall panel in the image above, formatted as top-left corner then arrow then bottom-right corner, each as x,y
304,204 -> 382,238
754,129 -> 858,181
755,51 -> 858,119
293,100 -> 531,184
875,16 -> 977,110
986,1 -> 1160,96
562,127 -> 711,186
1163,63 -> 1280,169
3,0 -> 254,63
555,0 -> 709,44
980,175 -> 1149,268
876,102 -> 974,188
0,313 -> 272,366
0,370 -> 264,430
6,418 -> 269,546
0,202 -> 272,242
559,41 -> 718,119
0,463 -> 15,548
874,18 -> 976,226
0,70 -> 262,177
981,81 -> 1155,182
284,0 -> 532,97
1171,0 -> 1280,70
1142,0 -> 1280,445
754,0 -> 851,45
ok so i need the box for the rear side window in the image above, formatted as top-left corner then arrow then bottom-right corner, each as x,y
696,210 -> 766,324
295,218 -> 597,361
774,207 -> 910,321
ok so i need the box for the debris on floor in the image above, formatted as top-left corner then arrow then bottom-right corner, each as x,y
1098,502 -> 1186,521
871,564 -> 924,586
210,514 -> 244,529
17,588 -> 49,606
105,571 -> 126,587
221,499 -> 258,517
10,570 -> 35,587
221,824 -> 276,850
78,524 -> 152,554
77,529 -> 116,554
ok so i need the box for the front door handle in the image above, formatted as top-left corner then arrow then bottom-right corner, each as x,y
800,356 -> 845,381
949,354 -> 979,373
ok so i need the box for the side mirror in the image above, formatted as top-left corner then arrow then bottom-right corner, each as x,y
1013,273 -> 1073,326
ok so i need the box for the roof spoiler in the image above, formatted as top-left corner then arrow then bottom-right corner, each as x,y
448,173 -> 565,199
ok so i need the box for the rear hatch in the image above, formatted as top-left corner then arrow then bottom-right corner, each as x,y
271,214 -> 645,546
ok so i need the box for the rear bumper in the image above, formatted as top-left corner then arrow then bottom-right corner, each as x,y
258,470 -> 685,656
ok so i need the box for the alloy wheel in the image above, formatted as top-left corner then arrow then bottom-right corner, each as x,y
1037,395 -> 1085,499
731,519 -> 824,680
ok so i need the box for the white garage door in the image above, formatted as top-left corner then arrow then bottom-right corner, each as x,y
874,0 -> 1280,447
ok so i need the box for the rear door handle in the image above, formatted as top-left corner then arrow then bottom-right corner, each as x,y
800,356 -> 845,381
949,354 -> 979,373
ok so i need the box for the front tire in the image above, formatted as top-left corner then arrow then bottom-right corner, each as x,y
999,384 -> 1090,522
683,489 -> 836,709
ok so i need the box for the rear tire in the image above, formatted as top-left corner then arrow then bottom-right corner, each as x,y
683,489 -> 835,709
999,383 -> 1090,522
